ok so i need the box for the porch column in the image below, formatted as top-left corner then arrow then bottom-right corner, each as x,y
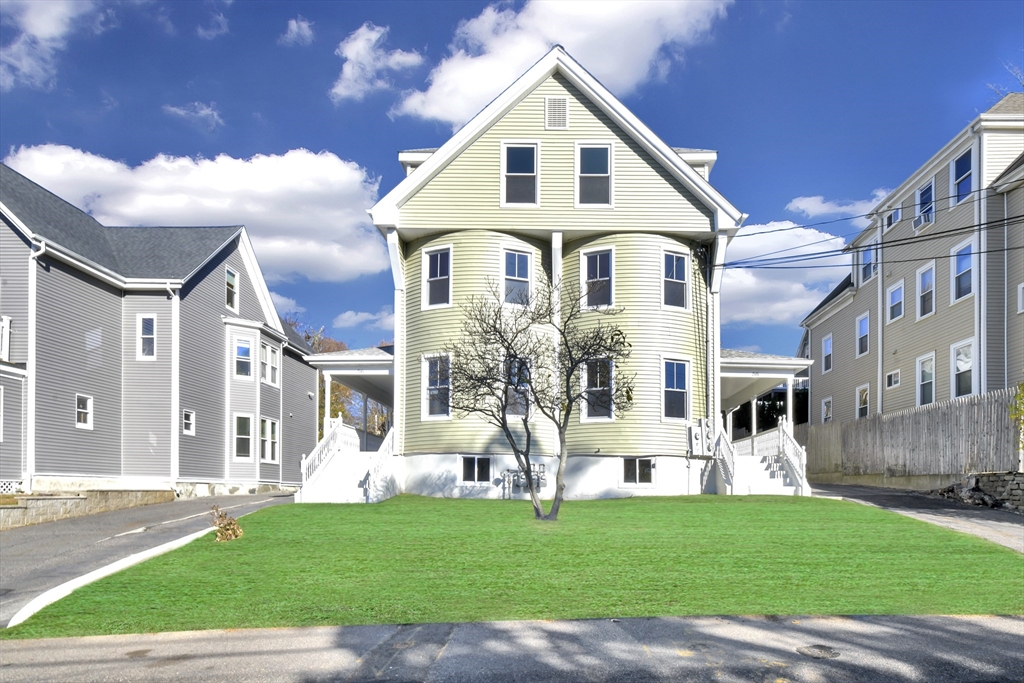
322,372 -> 332,433
785,379 -> 794,433
726,410 -> 733,439
750,396 -> 757,436
362,391 -> 368,450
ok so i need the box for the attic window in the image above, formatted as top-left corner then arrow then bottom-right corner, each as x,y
545,97 -> 568,130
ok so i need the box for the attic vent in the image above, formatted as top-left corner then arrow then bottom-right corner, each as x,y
545,97 -> 568,129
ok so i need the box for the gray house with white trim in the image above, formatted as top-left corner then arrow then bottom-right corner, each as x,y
0,163 -> 318,495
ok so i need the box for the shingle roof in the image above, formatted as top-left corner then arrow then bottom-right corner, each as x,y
1,163 -> 240,279
801,273 -> 854,324
986,92 -> 1024,116
281,322 -> 313,355
992,152 -> 1024,186
721,349 -> 804,361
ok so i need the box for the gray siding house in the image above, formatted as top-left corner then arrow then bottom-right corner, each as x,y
0,163 -> 318,495
801,94 -> 1024,425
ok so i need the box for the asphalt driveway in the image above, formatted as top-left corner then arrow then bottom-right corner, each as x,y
811,483 -> 1024,553
0,493 -> 291,628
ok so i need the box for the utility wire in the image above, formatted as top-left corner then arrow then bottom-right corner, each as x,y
733,245 -> 1022,270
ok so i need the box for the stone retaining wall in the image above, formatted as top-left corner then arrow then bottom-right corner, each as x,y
0,490 -> 174,531
973,472 -> 1024,511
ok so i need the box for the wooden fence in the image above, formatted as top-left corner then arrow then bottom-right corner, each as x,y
794,388 -> 1022,479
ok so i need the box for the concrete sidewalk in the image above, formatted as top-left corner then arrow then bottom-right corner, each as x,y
812,483 -> 1024,553
0,494 -> 291,627
1,615 -> 1021,682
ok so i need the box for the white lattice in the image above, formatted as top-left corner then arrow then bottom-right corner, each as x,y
0,480 -> 23,495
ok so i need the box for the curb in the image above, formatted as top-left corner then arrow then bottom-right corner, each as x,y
6,526 -> 215,628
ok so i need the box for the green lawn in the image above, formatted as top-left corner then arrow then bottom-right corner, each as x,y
4,495 -> 1023,638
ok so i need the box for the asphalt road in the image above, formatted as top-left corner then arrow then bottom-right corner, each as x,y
811,483 -> 1024,553
0,493 -> 291,627
1,615 -> 1021,682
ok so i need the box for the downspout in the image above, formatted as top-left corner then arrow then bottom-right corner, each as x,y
26,241 -> 46,492
1005,192 -> 1009,390
167,282 -> 180,484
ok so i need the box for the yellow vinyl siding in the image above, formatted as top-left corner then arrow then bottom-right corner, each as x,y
400,73 -> 714,233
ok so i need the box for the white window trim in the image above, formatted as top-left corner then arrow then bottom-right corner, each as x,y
260,342 -> 280,387
233,412 -> 254,460
916,352 -> 936,407
503,356 -> 534,421
620,456 -> 657,489
421,244 -> 454,311
183,409 -> 196,436
1018,283 -> 1024,314
915,179 -> 935,217
579,245 -> 616,311
821,334 -> 833,375
544,96 -> 568,130
135,313 -> 157,361
916,261 -> 936,321
500,246 -> 533,308
76,393 -> 94,430
855,384 -> 870,420
949,238 -> 974,305
859,242 -> 878,285
949,149 -> 972,208
460,455 -> 493,486
499,140 -> 541,208
821,396 -> 833,424
0,386 -> 4,442
885,369 -> 901,389
661,248 -> 691,312
886,280 -> 905,324
225,267 -> 239,314
421,353 -> 452,422
949,337 -> 976,400
573,141 -> 614,209
883,207 -> 901,233
260,418 -> 280,463
580,358 -> 615,423
855,312 -> 870,359
234,336 -> 254,380
661,355 -> 691,423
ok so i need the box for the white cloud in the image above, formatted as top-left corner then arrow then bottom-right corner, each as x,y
786,188 -> 890,229
0,0 -> 100,92
279,15 -> 314,46
4,144 -> 388,284
330,22 -> 423,103
196,12 -> 228,40
162,101 -> 225,130
270,292 -> 305,315
332,307 -> 394,331
393,0 -> 731,129
722,221 -> 850,326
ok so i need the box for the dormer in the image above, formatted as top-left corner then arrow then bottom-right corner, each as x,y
673,148 -> 718,180
398,149 -> 437,177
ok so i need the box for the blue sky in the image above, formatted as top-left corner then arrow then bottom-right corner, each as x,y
2,0 -> 1021,354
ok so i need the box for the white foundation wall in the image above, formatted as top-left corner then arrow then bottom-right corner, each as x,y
403,453 -> 560,500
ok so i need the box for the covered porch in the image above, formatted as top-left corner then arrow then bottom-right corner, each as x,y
720,349 -> 813,440
304,346 -> 395,451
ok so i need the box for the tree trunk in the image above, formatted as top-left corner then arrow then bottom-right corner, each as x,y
543,428 -> 569,521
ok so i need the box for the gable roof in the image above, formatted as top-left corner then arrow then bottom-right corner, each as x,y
370,46 -> 745,233
801,273 -> 854,326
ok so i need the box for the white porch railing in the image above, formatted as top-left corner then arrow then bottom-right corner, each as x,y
715,421 -> 809,496
777,417 -> 810,496
713,431 -> 735,487
301,420 -> 360,487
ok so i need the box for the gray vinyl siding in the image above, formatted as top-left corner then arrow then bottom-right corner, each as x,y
34,256 -> 122,476
227,325 -> 258,481
0,371 -> 26,478
985,193 -> 1006,391
401,73 -> 714,233
178,248 -> 232,481
1006,185 -> 1024,387
282,352 -> 316,484
259,346 -> 281,481
121,292 -> 172,476
0,221 -> 31,364
223,245 -> 266,324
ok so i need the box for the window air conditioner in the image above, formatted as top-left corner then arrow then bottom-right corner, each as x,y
913,213 -> 933,230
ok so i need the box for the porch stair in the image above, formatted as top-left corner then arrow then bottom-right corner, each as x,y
295,423 -> 397,504
711,417 -> 810,496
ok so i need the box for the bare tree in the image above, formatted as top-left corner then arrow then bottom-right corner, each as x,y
445,279 -> 634,521
283,317 -> 355,433
987,60 -> 1024,99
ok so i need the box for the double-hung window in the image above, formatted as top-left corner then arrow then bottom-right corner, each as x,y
235,339 -> 252,378
584,249 -> 612,307
951,340 -> 973,398
821,334 -> 832,373
424,355 -> 451,418
505,357 -> 530,417
821,397 -> 833,424
856,385 -> 869,419
884,207 -> 901,232
76,394 -> 93,429
887,281 -> 904,323
504,250 -> 530,305
260,343 -> 279,386
462,456 -> 491,483
226,268 -> 238,312
856,313 -> 869,357
424,247 -> 451,307
584,359 -> 612,420
917,354 -> 935,406
917,263 -> 935,319
952,150 -> 972,205
137,315 -> 156,360
916,181 -> 934,227
577,144 -> 611,205
860,242 -> 877,284
951,241 -> 972,302
260,419 -> 279,463
503,143 -> 538,206
664,252 -> 688,308
183,410 -> 195,436
663,360 -> 688,420
623,458 -> 653,485
235,415 -> 252,459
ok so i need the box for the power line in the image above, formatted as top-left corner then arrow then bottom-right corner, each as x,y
733,245 -> 1022,270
